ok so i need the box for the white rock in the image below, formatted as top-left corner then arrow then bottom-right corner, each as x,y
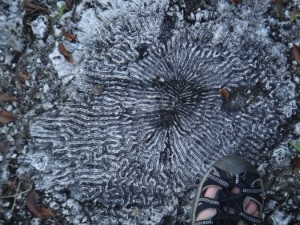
5,105 -> 13,112
3,202 -> 10,207
43,102 -> 53,110
25,80 -> 31,87
31,15 -> 48,39
43,84 -> 50,94
270,210 -> 291,225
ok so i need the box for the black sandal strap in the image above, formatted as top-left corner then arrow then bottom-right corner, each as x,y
196,197 -> 220,216
239,212 -> 262,224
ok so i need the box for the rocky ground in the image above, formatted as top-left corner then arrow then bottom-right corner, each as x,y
0,0 -> 300,224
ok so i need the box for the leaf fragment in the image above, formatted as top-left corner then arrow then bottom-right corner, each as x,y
26,191 -> 53,218
23,0 -> 50,14
229,0 -> 241,3
290,10 -> 298,22
292,44 -> 300,64
65,0 -> 74,9
64,32 -> 76,42
218,88 -> 230,101
0,93 -> 17,102
289,140 -> 300,152
292,156 -> 300,172
58,42 -> 74,64
17,72 -> 30,82
0,111 -> 16,124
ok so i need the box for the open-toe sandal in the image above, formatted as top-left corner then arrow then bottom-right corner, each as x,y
192,155 -> 264,225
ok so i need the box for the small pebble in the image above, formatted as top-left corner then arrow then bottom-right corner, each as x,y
293,76 -> 300,84
82,217 -> 88,223
43,84 -> 50,94
25,80 -> 31,87
3,202 -> 10,207
294,123 -> 300,135
5,105 -> 13,112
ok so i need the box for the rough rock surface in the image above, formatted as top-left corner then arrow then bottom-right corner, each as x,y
1,0 -> 300,224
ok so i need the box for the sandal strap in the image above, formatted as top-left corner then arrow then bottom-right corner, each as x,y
242,188 -> 263,193
239,212 -> 262,224
194,221 -> 214,225
218,191 -> 262,225
202,168 -> 231,188
196,197 -> 220,216
194,220 -> 214,225
206,174 -> 230,188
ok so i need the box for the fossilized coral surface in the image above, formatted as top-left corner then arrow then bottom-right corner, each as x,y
22,0 -> 297,224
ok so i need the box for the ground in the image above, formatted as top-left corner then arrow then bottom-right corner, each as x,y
0,0 -> 300,224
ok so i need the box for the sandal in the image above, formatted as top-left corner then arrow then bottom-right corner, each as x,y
192,155 -> 265,225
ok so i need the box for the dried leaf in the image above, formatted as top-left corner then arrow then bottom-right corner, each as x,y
229,0 -> 241,3
65,0 -> 74,9
292,44 -> 300,64
2,179 -> 17,196
58,42 -> 74,64
17,72 -> 30,82
0,111 -> 16,124
64,32 -> 76,42
272,0 -> 287,4
218,88 -> 230,101
26,191 -> 53,218
6,180 -> 14,189
292,156 -> 300,172
23,0 -> 50,14
0,93 -> 17,102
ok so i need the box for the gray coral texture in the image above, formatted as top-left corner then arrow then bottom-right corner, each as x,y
20,0 -> 297,224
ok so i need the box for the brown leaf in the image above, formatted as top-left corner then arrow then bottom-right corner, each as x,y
218,88 -> 230,101
272,0 -> 287,4
64,32 -> 76,42
292,44 -> 300,64
2,179 -> 18,196
292,156 -> 300,170
26,191 -> 53,218
6,180 -> 14,189
65,0 -> 74,9
17,72 -> 30,82
23,0 -> 50,14
58,42 -> 74,64
229,0 -> 241,3
0,93 -> 17,102
0,111 -> 16,124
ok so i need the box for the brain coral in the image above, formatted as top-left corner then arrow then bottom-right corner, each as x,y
23,0 -> 296,224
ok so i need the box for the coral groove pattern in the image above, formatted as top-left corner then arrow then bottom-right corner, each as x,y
26,1 -> 296,224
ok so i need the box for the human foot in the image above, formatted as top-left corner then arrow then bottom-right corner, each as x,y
196,186 -> 260,225
192,155 -> 264,225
